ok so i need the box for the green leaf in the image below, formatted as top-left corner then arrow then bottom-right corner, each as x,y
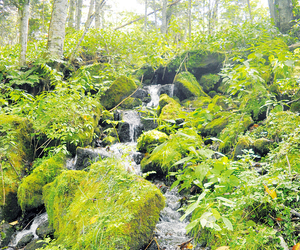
211,208 -> 221,220
222,217 -> 233,231
185,218 -> 200,234
172,156 -> 193,167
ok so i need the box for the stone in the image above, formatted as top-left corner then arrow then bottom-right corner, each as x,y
36,220 -> 54,239
0,223 -> 15,248
16,233 -> 34,248
137,130 -> 169,154
24,239 -> 48,250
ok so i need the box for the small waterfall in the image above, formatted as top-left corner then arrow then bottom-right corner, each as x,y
121,110 -> 142,142
9,212 -> 48,248
146,85 -> 161,107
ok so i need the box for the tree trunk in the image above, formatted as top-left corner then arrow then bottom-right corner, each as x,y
161,0 -> 167,34
47,0 -> 69,58
188,0 -> 191,39
153,0 -> 157,29
95,0 -> 101,29
144,0 -> 147,32
19,0 -> 30,67
268,0 -> 294,33
75,0 -> 83,30
247,0 -> 252,23
68,0 -> 76,28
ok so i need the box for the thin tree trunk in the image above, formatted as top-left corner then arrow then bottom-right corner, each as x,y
68,0 -> 76,28
95,0 -> 101,29
144,0 -> 147,32
188,0 -> 191,39
153,0 -> 157,29
47,0 -> 69,58
75,0 -> 83,30
247,0 -> 252,23
212,0 -> 219,31
268,0 -> 275,21
19,0 -> 30,67
161,0 -> 167,34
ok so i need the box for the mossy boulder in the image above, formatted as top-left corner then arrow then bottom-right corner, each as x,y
253,138 -> 272,156
36,220 -> 55,239
201,112 -> 233,137
119,97 -> 142,109
199,74 -> 221,93
233,136 -> 253,160
154,50 -> 225,84
17,153 -> 66,212
43,159 -> 165,250
141,128 -> 203,176
182,96 -> 212,109
0,115 -> 33,221
24,239 -> 48,250
158,94 -> 182,120
137,130 -> 169,153
218,114 -> 253,154
0,223 -> 15,247
101,76 -> 137,110
173,71 -> 208,101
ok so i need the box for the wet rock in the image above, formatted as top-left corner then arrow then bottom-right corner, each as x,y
36,220 -> 54,239
24,239 -> 48,250
0,223 -> 15,248
131,88 -> 149,99
132,152 -> 144,165
137,130 -> 169,154
16,233 -> 34,248
74,147 -> 111,170
159,84 -> 174,97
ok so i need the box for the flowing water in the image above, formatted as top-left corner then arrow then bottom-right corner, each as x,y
146,85 -> 161,107
121,110 -> 142,142
8,212 -> 48,249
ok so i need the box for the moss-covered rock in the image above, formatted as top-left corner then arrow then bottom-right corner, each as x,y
141,128 -> 203,176
0,223 -> 15,247
137,130 -> 169,153
0,115 -> 33,221
218,114 -> 253,154
158,95 -> 181,121
17,153 -> 66,212
43,159 -> 165,250
101,76 -> 137,110
154,50 -> 225,84
174,71 -> 208,101
199,74 -> 221,93
119,97 -> 142,109
201,112 -> 232,137
253,138 -> 272,156
233,136 -> 253,160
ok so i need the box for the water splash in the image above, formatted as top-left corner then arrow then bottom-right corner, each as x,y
121,110 -> 142,142
146,85 -> 161,107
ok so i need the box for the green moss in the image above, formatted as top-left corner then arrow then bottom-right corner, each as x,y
158,94 -> 182,120
43,159 -> 165,250
141,128 -> 203,176
133,64 -> 154,86
0,115 -> 33,218
174,71 -> 208,101
253,138 -> 272,156
137,130 -> 168,153
119,97 -> 142,109
218,114 -> 253,154
233,136 -> 253,160
17,153 -> 66,212
199,74 -> 220,93
101,76 -> 137,110
182,96 -> 212,109
201,112 -> 232,137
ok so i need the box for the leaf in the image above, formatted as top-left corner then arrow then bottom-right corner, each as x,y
185,218 -> 200,234
90,216 -> 97,224
222,217 -> 233,231
172,156 -> 193,167
216,247 -> 230,250
180,191 -> 207,221
211,208 -> 221,220
292,243 -> 300,250
263,184 -> 277,199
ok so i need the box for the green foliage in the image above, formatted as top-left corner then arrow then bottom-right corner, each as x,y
137,130 -> 168,154
43,158 -> 165,250
17,153 -> 66,212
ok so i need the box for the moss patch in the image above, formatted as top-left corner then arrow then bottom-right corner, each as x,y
158,94 -> 182,120
119,97 -> 142,109
199,73 -> 221,93
201,112 -> 232,137
233,136 -> 253,160
141,128 -> 203,176
137,130 -> 169,154
101,76 -> 137,110
174,71 -> 208,101
17,153 -> 66,212
43,159 -> 165,250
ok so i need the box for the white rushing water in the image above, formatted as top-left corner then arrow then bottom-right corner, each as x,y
9,212 -> 48,248
146,85 -> 161,107
121,110 -> 142,142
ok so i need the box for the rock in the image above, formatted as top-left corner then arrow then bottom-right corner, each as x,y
132,152 -> 144,165
133,64 -> 155,85
0,115 -> 33,221
141,128 -> 203,177
17,153 -> 66,212
201,112 -> 232,137
173,71 -> 208,101
154,50 -> 225,85
43,159 -> 165,250
159,84 -> 175,97
253,138 -> 272,156
233,136 -> 253,160
16,233 -> 34,248
119,97 -> 142,109
199,73 -> 221,93
101,76 -> 137,110
158,94 -> 182,120
137,130 -> 169,153
74,147 -> 111,170
0,223 -> 15,248
36,220 -> 54,239
131,88 -> 149,99
24,239 -> 48,250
